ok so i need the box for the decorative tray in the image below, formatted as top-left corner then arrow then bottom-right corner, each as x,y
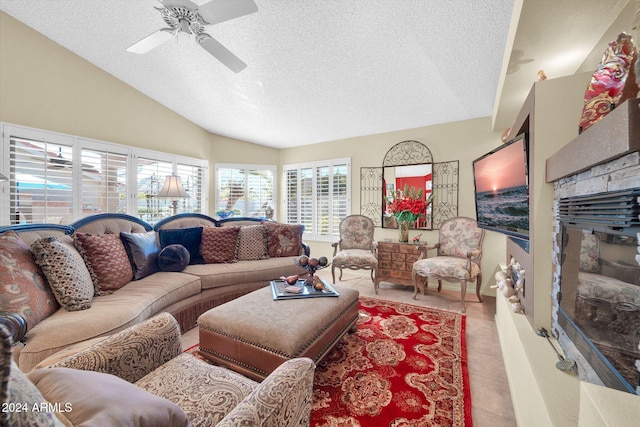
270,279 -> 340,300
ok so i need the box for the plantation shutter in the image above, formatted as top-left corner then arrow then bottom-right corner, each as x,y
216,165 -> 275,218
9,136 -> 75,224
316,166 -> 330,237
285,169 -> 299,224
136,157 -> 174,224
246,168 -> 274,218
177,163 -> 205,214
331,162 -> 349,236
283,158 -> 350,240
80,144 -> 128,215
217,167 -> 245,216
300,167 -> 314,235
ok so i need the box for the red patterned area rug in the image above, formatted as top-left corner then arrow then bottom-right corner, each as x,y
310,297 -> 471,427
184,297 -> 471,426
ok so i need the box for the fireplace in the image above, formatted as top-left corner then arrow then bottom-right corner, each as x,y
555,188 -> 640,393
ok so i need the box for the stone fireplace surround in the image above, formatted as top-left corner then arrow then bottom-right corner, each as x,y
547,99 -> 640,393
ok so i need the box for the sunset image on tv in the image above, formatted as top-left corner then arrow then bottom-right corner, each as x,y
473,137 -> 529,234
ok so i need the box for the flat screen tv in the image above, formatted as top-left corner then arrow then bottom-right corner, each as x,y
472,133 -> 529,241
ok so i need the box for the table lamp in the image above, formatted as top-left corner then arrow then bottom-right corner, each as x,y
156,175 -> 189,215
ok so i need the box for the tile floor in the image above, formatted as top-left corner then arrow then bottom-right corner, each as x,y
181,269 -> 517,426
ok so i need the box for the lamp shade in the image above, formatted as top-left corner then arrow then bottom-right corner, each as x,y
156,175 -> 189,199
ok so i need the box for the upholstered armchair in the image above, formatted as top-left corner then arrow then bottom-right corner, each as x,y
331,215 -> 378,284
412,217 -> 485,312
1,313 -> 315,427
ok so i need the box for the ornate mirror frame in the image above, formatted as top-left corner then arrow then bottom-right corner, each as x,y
360,140 -> 459,230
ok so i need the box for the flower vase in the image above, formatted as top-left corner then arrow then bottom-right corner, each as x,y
399,222 -> 410,243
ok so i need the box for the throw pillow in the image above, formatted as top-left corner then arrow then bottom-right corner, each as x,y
262,222 -> 304,257
0,231 -> 59,330
158,227 -> 204,265
200,226 -> 239,264
30,236 -> 93,311
236,225 -> 269,261
120,231 -> 160,280
27,367 -> 191,427
74,232 -> 133,295
158,245 -> 190,272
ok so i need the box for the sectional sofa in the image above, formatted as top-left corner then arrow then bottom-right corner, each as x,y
0,212 -> 309,372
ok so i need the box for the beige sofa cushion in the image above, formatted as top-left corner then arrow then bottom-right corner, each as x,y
183,258 -> 306,290
19,272 -> 201,372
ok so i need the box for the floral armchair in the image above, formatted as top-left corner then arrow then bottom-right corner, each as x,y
412,217 -> 484,312
331,215 -> 378,284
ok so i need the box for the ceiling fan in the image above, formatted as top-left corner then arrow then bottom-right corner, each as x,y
126,0 -> 257,73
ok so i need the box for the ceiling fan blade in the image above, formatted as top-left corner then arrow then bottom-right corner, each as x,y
126,29 -> 173,54
160,0 -> 199,9
197,0 -> 258,25
198,35 -> 247,73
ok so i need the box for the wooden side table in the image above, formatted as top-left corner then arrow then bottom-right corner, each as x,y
375,241 -> 426,294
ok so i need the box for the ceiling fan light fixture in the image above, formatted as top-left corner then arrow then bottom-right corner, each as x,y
125,0 -> 257,72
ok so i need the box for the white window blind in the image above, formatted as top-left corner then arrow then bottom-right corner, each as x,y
9,136 -> 74,224
283,158 -> 350,241
215,164 -> 276,219
177,162 -> 205,214
1,123 -> 208,225
136,156 -> 174,224
80,142 -> 128,216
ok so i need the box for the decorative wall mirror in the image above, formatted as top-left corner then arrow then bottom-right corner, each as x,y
382,142 -> 433,230
360,140 -> 459,230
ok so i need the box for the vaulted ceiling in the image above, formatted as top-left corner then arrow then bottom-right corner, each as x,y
0,0 -> 630,148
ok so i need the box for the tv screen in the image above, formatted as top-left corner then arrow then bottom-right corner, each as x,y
473,133 -> 529,241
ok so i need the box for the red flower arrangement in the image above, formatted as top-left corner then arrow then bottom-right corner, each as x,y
386,185 -> 428,224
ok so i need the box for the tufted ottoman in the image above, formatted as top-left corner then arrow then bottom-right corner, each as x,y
198,283 -> 359,381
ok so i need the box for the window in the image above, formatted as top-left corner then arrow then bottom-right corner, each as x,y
284,158 -> 350,241
1,123 -> 208,225
215,164 -> 275,219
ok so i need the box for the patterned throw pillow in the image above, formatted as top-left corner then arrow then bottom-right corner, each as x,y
262,222 -> 303,257
158,227 -> 204,265
74,233 -> 134,295
200,226 -> 239,263
31,235 -> 94,312
236,225 -> 269,261
0,231 -> 58,331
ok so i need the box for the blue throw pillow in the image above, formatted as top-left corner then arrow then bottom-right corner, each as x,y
158,227 -> 204,265
157,244 -> 191,272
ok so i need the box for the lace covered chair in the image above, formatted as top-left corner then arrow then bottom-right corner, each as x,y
331,215 -> 377,284
412,217 -> 484,312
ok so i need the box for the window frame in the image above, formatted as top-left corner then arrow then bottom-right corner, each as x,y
1,122 -> 208,225
283,157 -> 351,242
214,163 -> 277,220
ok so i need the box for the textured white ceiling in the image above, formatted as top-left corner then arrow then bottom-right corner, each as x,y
0,0 -> 630,148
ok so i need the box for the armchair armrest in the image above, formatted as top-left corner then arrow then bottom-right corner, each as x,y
425,242 -> 440,251
0,311 -> 27,344
331,240 -> 341,256
467,249 -> 481,260
46,313 -> 182,384
217,357 -> 315,427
